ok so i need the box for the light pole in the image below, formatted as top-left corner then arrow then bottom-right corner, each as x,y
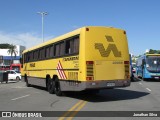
37,12 -> 48,42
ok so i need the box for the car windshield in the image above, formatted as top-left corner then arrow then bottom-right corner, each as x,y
15,71 -> 21,73
146,56 -> 160,72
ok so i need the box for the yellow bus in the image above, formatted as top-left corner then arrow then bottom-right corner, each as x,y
21,26 -> 130,96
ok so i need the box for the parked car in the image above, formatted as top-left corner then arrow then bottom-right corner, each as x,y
132,63 -> 136,73
6,70 -> 21,80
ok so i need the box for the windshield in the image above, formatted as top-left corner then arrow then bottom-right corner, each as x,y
146,56 -> 160,72
15,71 -> 21,73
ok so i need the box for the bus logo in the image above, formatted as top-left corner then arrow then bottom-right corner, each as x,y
95,35 -> 121,57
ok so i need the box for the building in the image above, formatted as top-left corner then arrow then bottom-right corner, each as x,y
0,45 -> 25,65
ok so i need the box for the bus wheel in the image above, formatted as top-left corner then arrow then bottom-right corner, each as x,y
142,77 -> 146,81
47,77 -> 55,94
54,77 -> 62,96
25,76 -> 31,87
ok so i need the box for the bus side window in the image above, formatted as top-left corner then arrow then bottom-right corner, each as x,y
60,42 -> 65,56
73,37 -> 79,53
45,46 -> 50,58
65,37 -> 79,55
54,44 -> 60,56
65,40 -> 71,54
27,53 -> 30,62
50,45 -> 54,58
54,42 -> 64,57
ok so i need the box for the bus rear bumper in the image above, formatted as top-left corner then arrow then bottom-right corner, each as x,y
84,79 -> 130,90
60,79 -> 130,91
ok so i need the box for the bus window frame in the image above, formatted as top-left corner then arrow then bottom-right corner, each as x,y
23,34 -> 80,63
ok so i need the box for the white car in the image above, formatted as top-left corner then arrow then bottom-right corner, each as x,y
6,70 -> 21,80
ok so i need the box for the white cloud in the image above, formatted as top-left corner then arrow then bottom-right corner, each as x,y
0,31 -> 42,49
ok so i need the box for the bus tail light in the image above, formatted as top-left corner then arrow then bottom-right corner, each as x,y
86,61 -> 94,80
86,61 -> 94,65
86,77 -> 94,81
124,61 -> 130,79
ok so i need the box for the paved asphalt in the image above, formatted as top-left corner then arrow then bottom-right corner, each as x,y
0,77 -> 160,120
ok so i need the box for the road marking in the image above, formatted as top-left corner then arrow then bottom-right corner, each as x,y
146,88 -> 151,92
11,94 -> 30,101
67,101 -> 87,120
138,82 -> 152,92
12,86 -> 28,89
139,82 -> 142,85
58,100 -> 84,120
58,100 -> 87,120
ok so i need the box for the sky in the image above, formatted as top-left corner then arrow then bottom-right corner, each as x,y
0,0 -> 160,56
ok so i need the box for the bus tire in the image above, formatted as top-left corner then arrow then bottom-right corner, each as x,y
47,77 -> 55,94
142,77 -> 146,81
131,74 -> 135,82
54,77 -> 62,96
25,76 -> 31,87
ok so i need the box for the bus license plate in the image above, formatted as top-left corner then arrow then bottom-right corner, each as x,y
154,77 -> 159,79
107,82 -> 115,87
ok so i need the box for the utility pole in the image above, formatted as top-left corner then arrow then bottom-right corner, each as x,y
37,12 -> 48,42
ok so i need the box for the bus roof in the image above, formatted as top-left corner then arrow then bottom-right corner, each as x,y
23,26 -> 124,53
146,54 -> 160,56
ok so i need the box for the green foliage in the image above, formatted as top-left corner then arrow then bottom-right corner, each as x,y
132,58 -> 136,63
7,44 -> 18,58
0,43 -> 17,57
147,49 -> 160,54
0,43 -> 12,49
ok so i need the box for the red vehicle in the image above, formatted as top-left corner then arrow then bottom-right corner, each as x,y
10,64 -> 21,72
0,64 -> 21,72
0,65 -> 10,71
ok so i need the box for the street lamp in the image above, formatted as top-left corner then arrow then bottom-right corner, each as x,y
37,12 -> 48,42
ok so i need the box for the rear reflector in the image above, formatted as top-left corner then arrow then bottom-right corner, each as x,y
124,61 -> 129,64
86,61 -> 94,65
86,28 -> 89,31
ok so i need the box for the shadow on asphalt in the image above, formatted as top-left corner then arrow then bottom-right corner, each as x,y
27,83 -> 150,103
0,80 -> 19,84
143,79 -> 160,82
133,76 -> 160,82
64,89 -> 150,102
28,84 -> 47,91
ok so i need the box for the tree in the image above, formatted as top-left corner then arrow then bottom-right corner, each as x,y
0,43 -> 11,49
7,44 -> 18,64
148,49 -> 160,54
157,50 -> 160,54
